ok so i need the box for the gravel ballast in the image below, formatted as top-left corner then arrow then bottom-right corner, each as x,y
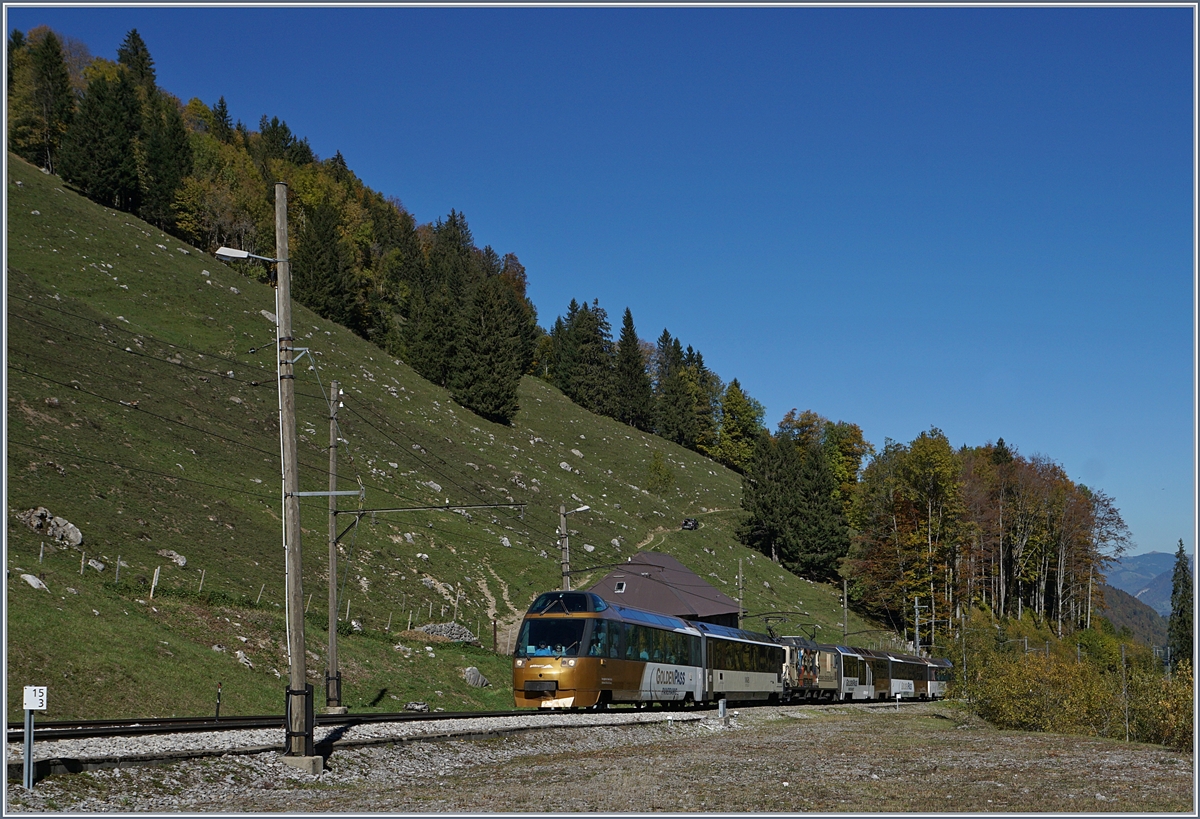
5,702 -> 1194,813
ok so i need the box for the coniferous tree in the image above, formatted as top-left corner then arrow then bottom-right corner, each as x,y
790,441 -> 850,581
498,253 -> 539,375
613,307 -> 653,431
407,285 -> 458,388
449,276 -> 523,423
427,209 -> 478,302
292,201 -> 358,330
7,29 -> 25,91
59,71 -> 141,211
550,300 -> 582,394
683,346 -> 722,456
211,96 -> 233,143
1168,538 -> 1193,669
565,300 -> 616,416
139,92 -> 192,230
116,28 -> 155,92
655,336 -> 698,447
712,379 -> 765,472
27,30 -> 73,173
739,431 -> 802,565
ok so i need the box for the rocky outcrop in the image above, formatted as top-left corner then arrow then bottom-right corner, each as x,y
17,507 -> 82,548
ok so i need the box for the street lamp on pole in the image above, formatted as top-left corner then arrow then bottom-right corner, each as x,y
558,504 -> 590,590
215,183 -> 318,774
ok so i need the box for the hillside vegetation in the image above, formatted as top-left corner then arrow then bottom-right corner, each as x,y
6,154 -> 887,721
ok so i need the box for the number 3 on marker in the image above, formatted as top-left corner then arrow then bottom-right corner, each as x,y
23,686 -> 47,711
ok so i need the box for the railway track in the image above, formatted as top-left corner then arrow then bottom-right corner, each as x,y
6,708 -> 549,743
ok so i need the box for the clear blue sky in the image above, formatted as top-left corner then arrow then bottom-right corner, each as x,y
6,5 -> 1195,557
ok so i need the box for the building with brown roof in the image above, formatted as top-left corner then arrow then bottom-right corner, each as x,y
585,551 -> 741,627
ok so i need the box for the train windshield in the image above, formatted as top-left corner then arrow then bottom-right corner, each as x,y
515,619 -> 588,658
527,592 -> 607,614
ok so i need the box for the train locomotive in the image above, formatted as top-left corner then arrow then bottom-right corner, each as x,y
513,590 -> 952,709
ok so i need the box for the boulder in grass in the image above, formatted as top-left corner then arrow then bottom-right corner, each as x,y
18,507 -> 83,548
404,701 -> 430,712
464,667 -> 491,688
21,574 -> 48,592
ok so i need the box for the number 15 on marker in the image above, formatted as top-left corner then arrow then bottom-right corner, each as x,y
23,686 -> 47,711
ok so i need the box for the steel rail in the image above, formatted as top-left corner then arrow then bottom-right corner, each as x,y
6,709 -> 553,743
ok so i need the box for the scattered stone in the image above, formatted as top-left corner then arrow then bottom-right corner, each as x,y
20,574 -> 48,591
212,645 -> 227,653
404,701 -> 430,712
500,537 -> 511,548
18,507 -> 83,547
570,449 -> 584,458
88,559 -> 105,572
464,667 -> 491,688
418,622 -> 478,643
156,549 -> 187,567
235,650 -> 254,669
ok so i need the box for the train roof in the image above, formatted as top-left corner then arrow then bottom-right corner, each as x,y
607,602 -> 698,633
817,644 -> 866,656
777,635 -> 820,649
691,621 -> 778,645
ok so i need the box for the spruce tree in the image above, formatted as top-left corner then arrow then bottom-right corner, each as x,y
59,71 -> 141,211
738,431 -> 802,565
28,30 -> 74,173
655,338 -> 697,447
1168,538 -> 1193,668
565,300 -> 616,416
7,29 -> 25,91
116,28 -> 155,92
551,301 -> 582,396
790,441 -> 850,581
683,346 -> 722,456
613,308 -> 653,431
292,201 -> 358,331
406,285 -> 457,388
448,276 -> 523,423
211,96 -> 233,143
139,92 -> 192,230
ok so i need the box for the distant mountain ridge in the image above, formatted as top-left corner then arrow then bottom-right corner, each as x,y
1106,551 -> 1192,617
1100,584 -> 1168,649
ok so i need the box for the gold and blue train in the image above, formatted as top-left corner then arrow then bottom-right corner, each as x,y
512,591 -> 952,709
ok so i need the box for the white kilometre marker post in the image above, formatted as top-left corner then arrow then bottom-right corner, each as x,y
23,685 -> 47,789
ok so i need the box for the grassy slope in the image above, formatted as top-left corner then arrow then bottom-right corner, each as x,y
5,154 -> 894,721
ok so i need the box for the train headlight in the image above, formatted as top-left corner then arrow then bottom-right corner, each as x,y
515,659 -> 525,668
562,658 -> 576,668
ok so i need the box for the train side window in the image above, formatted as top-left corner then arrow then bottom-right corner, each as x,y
587,620 -> 609,657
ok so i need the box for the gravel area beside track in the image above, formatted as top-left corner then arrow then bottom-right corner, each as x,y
5,702 -> 1194,813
